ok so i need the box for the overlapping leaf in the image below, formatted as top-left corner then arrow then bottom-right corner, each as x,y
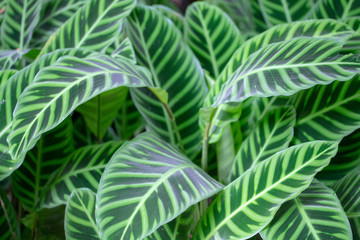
206,0 -> 254,35
345,17 -> 360,32
192,141 -> 338,240
0,0 -> 42,50
126,6 -> 207,158
257,0 -> 311,27
40,0 -> 136,55
146,207 -> 194,240
0,70 -> 17,88
154,5 -> 184,33
0,50 -> 25,70
11,117 -> 74,211
31,0 -> 88,47
65,188 -> 100,240
293,76 -> 360,143
111,38 -> 136,64
317,129 -> 360,185
185,2 -> 243,79
8,54 -> 152,160
261,179 -> 352,240
212,37 -> 360,107
96,132 -> 223,240
307,0 -> 360,20
230,107 -> 295,181
0,48 -> 93,180
332,171 -> 360,239
41,141 -> 122,208
0,188 -> 20,240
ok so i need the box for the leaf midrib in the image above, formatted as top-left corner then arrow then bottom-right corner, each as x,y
294,197 -> 321,240
204,145 -> 330,240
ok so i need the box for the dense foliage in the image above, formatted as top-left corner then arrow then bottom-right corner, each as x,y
0,0 -> 360,239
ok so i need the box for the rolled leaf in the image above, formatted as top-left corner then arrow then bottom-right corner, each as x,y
96,132 -> 223,240
192,141 -> 338,240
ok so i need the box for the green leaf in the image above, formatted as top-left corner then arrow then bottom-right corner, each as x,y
0,188 -> 20,240
76,87 -> 128,139
31,0 -> 88,47
0,48 -> 93,180
344,16 -> 360,32
293,76 -> 360,143
230,107 -> 295,181
65,188 -> 100,240
111,38 -> 137,64
185,2 -> 243,79
317,129 -> 360,185
145,206 -> 194,240
0,0 -> 42,50
212,37 -> 360,107
205,0 -> 254,35
0,69 -> 17,88
257,0 -> 311,27
261,179 -> 352,240
11,117 -> 74,211
203,19 -> 353,143
0,50 -> 27,70
96,132 -> 223,240
250,0 -> 268,33
8,54 -> 152,160
192,141 -> 338,240
40,0 -> 136,55
332,171 -> 360,239
216,125 -> 236,183
343,33 -> 360,54
153,5 -> 184,33
126,6 -> 207,158
41,141 -> 122,208
307,0 -> 360,20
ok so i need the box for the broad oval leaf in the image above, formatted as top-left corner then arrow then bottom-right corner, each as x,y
261,179 -> 352,240
65,188 -> 100,240
126,6 -> 207,158
230,107 -> 295,181
41,141 -> 122,209
185,2 -> 243,79
293,75 -> 360,143
12,117 -> 74,211
212,37 -> 360,107
40,0 -> 136,55
0,0 -> 42,50
96,132 -> 223,240
332,171 -> 360,239
8,54 -> 152,160
0,48 -> 93,180
307,0 -> 360,20
192,141 -> 338,240
0,188 -> 20,240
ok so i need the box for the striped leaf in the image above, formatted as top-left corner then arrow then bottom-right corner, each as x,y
192,141 -> 338,240
0,1 -> 5,26
111,38 -> 136,64
293,76 -> 360,143
40,0 -> 135,55
96,132 -> 223,240
0,0 -> 42,50
212,37 -> 360,107
203,19 -> 353,143
185,2 -> 243,80
0,48 -> 93,180
0,70 -> 17,88
230,107 -> 295,181
146,207 -> 194,240
0,50 -> 26,70
205,0 -> 254,35
250,0 -> 268,33
261,179 -> 352,240
344,17 -> 360,32
332,171 -> 360,239
41,141 -> 122,209
216,125 -> 236,183
65,188 -> 100,240
73,115 -> 98,149
126,6 -> 207,158
307,0 -> 360,20
343,34 -> 360,54
317,129 -> 360,185
76,87 -> 128,139
154,5 -> 184,33
0,188 -> 20,240
11,117 -> 74,211
8,54 -> 152,160
257,0 -> 311,27
31,0 -> 88,47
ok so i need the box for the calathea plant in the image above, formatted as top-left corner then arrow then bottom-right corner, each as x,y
0,0 -> 360,239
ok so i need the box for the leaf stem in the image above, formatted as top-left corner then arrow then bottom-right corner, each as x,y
163,103 -> 185,153
201,108 -> 216,172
